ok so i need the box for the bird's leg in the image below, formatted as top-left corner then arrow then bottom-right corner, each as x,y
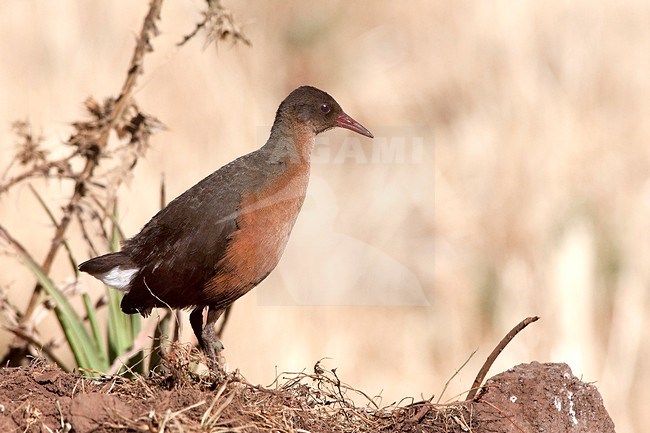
189,306 -> 205,349
215,305 -> 232,339
202,305 -> 226,366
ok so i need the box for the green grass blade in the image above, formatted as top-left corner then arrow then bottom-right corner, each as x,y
83,292 -> 108,366
107,289 -> 129,362
106,202 -> 135,366
18,252 -> 108,371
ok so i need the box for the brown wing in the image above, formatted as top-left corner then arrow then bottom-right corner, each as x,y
120,153 -> 268,312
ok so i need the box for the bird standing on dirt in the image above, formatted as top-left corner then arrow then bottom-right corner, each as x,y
79,86 -> 373,363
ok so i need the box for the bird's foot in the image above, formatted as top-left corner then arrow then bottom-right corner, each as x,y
205,340 -> 225,363
202,324 -> 226,370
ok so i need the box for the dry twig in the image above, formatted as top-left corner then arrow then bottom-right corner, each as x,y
466,316 -> 540,401
178,0 -> 251,47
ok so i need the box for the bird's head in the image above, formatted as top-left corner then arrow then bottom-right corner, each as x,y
276,86 -> 373,138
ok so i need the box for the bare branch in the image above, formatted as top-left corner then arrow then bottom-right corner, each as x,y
178,0 -> 251,47
466,316 -> 540,401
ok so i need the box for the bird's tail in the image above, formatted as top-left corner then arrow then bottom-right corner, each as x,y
78,252 -> 140,291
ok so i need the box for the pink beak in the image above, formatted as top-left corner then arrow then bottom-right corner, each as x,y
335,113 -> 374,138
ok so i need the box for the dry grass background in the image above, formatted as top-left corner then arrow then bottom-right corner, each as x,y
0,1 -> 648,431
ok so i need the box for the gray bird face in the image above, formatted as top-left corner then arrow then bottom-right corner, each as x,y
283,86 -> 373,138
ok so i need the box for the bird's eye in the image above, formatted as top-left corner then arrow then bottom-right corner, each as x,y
320,103 -> 331,114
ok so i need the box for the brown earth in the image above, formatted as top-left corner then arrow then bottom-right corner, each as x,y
0,359 -> 615,432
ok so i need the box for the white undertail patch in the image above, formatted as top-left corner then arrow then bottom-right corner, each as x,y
96,266 -> 139,291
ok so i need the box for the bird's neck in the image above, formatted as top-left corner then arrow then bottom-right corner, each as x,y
264,120 -> 315,166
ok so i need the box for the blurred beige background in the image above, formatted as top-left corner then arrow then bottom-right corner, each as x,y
1,1 -> 648,431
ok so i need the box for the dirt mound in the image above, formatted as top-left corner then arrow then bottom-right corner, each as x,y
0,360 -> 615,432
